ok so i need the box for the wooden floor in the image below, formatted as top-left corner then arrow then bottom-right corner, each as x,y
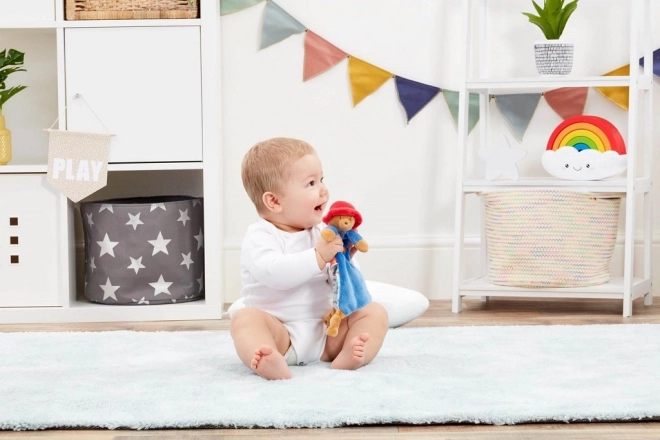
2,297 -> 660,439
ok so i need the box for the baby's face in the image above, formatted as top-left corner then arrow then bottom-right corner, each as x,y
276,154 -> 329,231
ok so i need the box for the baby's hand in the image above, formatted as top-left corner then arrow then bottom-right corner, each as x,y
315,235 -> 344,269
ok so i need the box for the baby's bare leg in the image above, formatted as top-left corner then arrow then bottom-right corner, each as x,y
230,307 -> 292,380
322,302 -> 389,370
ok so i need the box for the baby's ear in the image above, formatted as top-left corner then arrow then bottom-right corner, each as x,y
262,191 -> 282,213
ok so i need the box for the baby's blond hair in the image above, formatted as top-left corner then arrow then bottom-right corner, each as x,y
241,137 -> 317,214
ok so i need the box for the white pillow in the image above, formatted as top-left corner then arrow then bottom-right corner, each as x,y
226,280 -> 429,328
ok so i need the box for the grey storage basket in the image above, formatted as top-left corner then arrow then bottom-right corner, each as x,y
81,195 -> 204,305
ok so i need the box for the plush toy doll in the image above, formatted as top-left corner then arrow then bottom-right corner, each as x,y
321,201 -> 372,337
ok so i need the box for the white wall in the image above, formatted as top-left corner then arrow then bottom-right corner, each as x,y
220,0 -> 660,302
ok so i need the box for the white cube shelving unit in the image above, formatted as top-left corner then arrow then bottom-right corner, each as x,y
0,1 -> 223,323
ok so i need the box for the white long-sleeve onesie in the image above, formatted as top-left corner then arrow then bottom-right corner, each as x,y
240,219 -> 333,364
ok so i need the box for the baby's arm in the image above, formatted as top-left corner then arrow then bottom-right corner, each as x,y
242,226 -> 341,290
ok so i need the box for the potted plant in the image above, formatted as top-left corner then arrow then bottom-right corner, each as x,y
0,48 -> 28,165
523,0 -> 579,76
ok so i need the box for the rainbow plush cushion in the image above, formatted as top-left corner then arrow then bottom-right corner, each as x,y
227,280 -> 429,328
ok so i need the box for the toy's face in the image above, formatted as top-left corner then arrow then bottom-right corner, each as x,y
330,215 -> 356,231
542,147 -> 627,181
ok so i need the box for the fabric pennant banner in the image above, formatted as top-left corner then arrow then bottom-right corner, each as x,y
639,47 -> 660,77
442,90 -> 480,135
220,0 -> 264,16
347,56 -> 392,107
303,31 -> 347,82
595,65 -> 630,111
395,76 -> 441,123
259,1 -> 306,50
544,87 -> 588,120
494,93 -> 542,141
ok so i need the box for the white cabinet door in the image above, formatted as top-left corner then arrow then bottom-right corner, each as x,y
0,0 -> 55,21
0,175 -> 60,307
64,27 -> 203,163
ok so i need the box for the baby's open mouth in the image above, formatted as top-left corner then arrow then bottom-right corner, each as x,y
315,204 -> 324,212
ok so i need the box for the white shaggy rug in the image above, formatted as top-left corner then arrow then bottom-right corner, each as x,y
1,325 -> 659,430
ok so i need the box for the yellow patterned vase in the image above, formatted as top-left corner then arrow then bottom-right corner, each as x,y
0,115 -> 11,165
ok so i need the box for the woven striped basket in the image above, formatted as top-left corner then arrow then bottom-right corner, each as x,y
483,190 -> 621,288
65,0 -> 198,20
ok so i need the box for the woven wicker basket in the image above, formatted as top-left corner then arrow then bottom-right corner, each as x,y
65,0 -> 199,20
483,190 -> 621,288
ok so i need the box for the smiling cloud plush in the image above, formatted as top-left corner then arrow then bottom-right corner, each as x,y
543,115 -> 627,181
542,147 -> 627,180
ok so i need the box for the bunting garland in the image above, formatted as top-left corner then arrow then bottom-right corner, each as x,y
395,76 -> 441,123
639,48 -> 660,77
303,31 -> 347,82
442,90 -> 480,135
347,56 -> 392,107
223,0 -> 660,137
494,94 -> 542,141
544,87 -> 588,120
259,1 -> 306,50
595,65 -> 631,111
220,0 -> 264,16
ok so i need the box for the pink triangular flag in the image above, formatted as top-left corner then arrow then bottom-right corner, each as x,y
303,30 -> 347,81
544,87 -> 588,120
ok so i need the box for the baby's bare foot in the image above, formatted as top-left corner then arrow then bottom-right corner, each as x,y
250,345 -> 291,380
331,333 -> 370,370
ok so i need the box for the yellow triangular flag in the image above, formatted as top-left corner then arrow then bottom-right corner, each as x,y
348,56 -> 392,107
595,65 -> 630,111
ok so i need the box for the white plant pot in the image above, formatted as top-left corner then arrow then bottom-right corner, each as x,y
534,40 -> 574,76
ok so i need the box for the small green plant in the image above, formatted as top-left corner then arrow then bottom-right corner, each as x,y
522,0 -> 579,40
0,49 -> 27,116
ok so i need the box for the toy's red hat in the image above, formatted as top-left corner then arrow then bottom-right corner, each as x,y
323,201 -> 362,228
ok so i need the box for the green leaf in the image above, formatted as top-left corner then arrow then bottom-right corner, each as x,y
532,0 -> 545,17
0,85 -> 27,108
0,49 -> 25,69
522,13 -> 553,39
557,0 -> 579,38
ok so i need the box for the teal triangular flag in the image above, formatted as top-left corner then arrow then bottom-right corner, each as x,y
259,1 -> 306,50
494,93 -> 542,141
442,90 -> 480,134
220,0 -> 264,16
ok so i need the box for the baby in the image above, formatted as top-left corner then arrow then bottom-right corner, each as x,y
231,137 -> 389,380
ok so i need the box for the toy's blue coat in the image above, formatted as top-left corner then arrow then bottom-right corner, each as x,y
327,226 -> 372,315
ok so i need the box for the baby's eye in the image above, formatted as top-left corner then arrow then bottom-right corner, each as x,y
320,177 -> 324,183
307,180 -> 315,187
586,164 -> 590,168
565,164 -> 569,168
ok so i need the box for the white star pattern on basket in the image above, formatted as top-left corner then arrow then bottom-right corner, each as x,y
89,257 -> 96,273
100,278 -> 119,301
86,213 -> 94,227
197,271 -> 204,293
131,297 -> 149,305
181,252 -> 194,269
177,209 -> 190,226
126,213 -> 144,230
150,203 -> 167,212
99,204 -> 114,213
97,233 -> 119,257
127,256 -> 146,274
148,232 -> 171,256
150,275 -> 173,296
194,228 -> 204,251
193,200 -> 202,207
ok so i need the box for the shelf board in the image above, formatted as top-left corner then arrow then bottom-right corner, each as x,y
0,299 -> 222,324
0,162 -> 203,173
462,177 -> 650,194
0,19 -> 201,29
460,276 -> 651,300
108,161 -> 204,171
465,76 -> 632,93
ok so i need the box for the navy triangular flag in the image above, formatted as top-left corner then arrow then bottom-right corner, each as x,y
395,76 -> 441,123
